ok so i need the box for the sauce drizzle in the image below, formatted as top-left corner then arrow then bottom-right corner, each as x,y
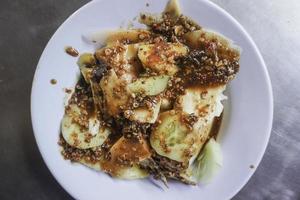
65,46 -> 79,57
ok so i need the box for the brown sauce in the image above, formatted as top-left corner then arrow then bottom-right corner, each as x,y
65,46 -> 79,57
209,112 -> 223,139
101,137 -> 150,176
100,158 -> 124,176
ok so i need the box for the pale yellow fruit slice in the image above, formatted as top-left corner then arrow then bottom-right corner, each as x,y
175,85 -> 226,125
138,42 -> 188,75
96,43 -> 142,82
128,75 -> 170,96
128,98 -> 161,124
100,69 -> 131,116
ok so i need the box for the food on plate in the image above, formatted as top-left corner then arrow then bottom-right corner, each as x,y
59,0 -> 240,186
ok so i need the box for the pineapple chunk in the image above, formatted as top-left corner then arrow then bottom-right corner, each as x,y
138,42 -> 188,75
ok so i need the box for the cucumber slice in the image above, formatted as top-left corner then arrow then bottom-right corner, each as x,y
193,138 -> 223,184
129,99 -> 161,123
150,111 -> 200,163
61,104 -> 111,149
128,75 -> 170,96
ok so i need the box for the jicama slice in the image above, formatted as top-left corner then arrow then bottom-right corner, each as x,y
138,42 -> 188,75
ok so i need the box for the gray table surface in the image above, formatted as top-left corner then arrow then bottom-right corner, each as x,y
1,0 -> 299,199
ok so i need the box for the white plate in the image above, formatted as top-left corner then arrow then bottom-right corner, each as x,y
31,0 -> 273,199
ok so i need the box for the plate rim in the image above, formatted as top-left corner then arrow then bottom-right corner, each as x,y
30,0 -> 274,199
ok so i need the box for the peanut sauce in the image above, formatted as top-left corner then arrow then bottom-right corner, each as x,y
209,113 -> 223,139
65,46 -> 79,57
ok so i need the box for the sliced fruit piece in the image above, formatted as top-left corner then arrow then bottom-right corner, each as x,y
139,13 -> 163,26
128,98 -> 161,124
188,120 -> 214,165
100,136 -> 151,178
77,53 -> 97,83
80,67 -> 93,83
109,136 -> 151,162
61,104 -> 111,149
176,120 -> 216,184
89,80 -> 103,111
128,75 -> 170,96
96,43 -> 143,82
77,53 -> 97,68
183,29 -> 241,58
139,0 -> 181,28
160,96 -> 172,111
138,42 -> 188,75
179,165 -> 197,184
164,0 -> 181,20
100,69 -> 131,116
175,85 -> 226,125
79,158 -> 148,179
114,164 -> 149,179
150,111 -> 202,163
192,138 -> 223,183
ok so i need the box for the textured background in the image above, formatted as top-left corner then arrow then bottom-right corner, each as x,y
0,0 -> 299,199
